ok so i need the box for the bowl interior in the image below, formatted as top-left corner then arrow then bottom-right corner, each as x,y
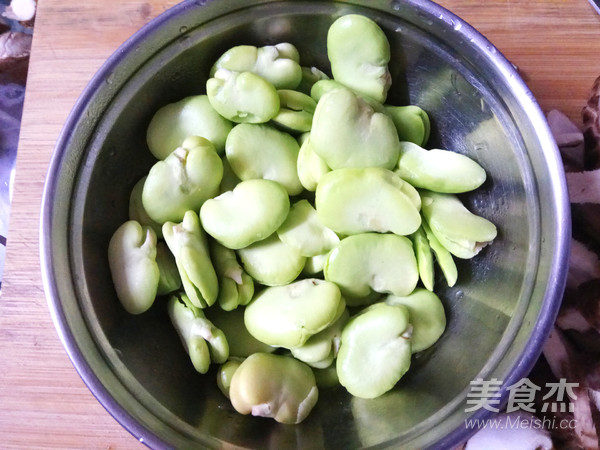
43,1 -> 568,448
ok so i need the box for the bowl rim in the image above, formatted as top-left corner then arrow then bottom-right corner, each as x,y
40,0 -> 571,448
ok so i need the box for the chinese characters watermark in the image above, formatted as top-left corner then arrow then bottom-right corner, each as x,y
464,377 -> 579,431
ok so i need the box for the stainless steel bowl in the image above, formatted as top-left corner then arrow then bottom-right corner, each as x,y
40,1 -> 570,448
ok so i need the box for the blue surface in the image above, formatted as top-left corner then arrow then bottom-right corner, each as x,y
0,81 -> 24,289
0,1 -> 30,289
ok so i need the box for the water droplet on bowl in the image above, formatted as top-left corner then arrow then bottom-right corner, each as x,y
391,0 -> 402,11
179,25 -> 188,33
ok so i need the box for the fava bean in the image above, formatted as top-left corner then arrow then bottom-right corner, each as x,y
205,307 -> 274,358
385,105 -> 431,146
310,87 -> 399,169
244,278 -> 345,348
311,364 -> 339,389
200,179 -> 290,249
301,252 -> 329,276
410,226 -> 435,292
206,69 -> 280,123
167,294 -> 229,374
142,138 -> 223,224
108,220 -> 159,314
226,123 -> 303,195
385,288 -> 446,353
324,233 -> 419,304
209,241 -> 254,311
271,89 -> 317,133
310,78 -> 386,113
420,190 -> 497,259
218,156 -> 241,194
229,352 -> 318,424
277,199 -> 340,257
162,210 -> 219,308
146,95 -> 233,159
421,221 -> 458,287
296,135 -> 330,192
237,232 -> 306,287
128,176 -> 163,238
327,14 -> 391,103
337,302 -> 412,399
155,241 -> 182,296
315,167 -> 421,236
217,359 -> 242,399
310,79 -> 345,103
291,308 -> 349,368
210,43 -> 302,90
297,66 -> 330,95
396,141 -> 486,193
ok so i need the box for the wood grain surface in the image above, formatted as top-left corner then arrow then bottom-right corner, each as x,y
0,1 -> 599,448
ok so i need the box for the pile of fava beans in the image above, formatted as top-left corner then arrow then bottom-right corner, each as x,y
108,14 -> 497,424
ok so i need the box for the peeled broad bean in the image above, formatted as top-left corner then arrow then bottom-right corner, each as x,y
206,69 -> 280,123
410,226 -> 435,292
271,89 -> 317,133
217,359 -> 242,398
385,105 -> 431,146
225,123 -> 303,195
237,233 -> 306,287
200,179 -> 290,249
301,252 -> 329,275
155,241 -> 182,296
296,135 -> 330,192
336,302 -> 412,399
205,307 -> 274,358
162,210 -> 219,308
310,79 -> 345,102
210,241 -> 254,311
396,141 -> 487,193
277,199 -> 340,257
327,14 -> 391,103
312,364 -> 339,389
385,288 -> 446,353
219,156 -> 241,194
108,220 -> 160,314
422,220 -> 458,287
291,308 -> 349,368
297,66 -> 330,95
310,79 -> 386,113
229,352 -> 318,424
128,176 -> 163,238
146,95 -> 233,159
315,167 -> 421,236
142,138 -> 223,224
210,43 -> 302,90
420,190 -> 497,259
324,233 -> 419,304
167,294 -> 229,374
244,278 -> 345,348
310,87 -> 399,169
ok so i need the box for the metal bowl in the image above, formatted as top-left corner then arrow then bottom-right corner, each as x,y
40,0 -> 570,448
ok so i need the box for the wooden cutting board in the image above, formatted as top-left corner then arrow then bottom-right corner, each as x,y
1,1 -> 599,448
